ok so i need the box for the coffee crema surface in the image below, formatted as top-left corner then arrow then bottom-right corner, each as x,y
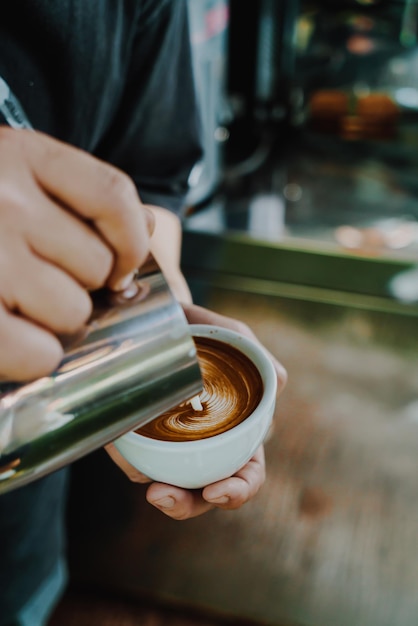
136,336 -> 263,441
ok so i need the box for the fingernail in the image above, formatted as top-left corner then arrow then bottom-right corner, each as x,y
112,272 -> 136,293
120,281 -> 139,299
152,496 -> 175,510
207,495 -> 229,504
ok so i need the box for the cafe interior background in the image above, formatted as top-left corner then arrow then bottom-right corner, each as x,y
51,1 -> 418,625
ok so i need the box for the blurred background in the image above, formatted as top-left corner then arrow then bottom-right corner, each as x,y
51,2 -> 418,625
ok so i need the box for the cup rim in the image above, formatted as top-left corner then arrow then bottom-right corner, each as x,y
121,324 -> 277,449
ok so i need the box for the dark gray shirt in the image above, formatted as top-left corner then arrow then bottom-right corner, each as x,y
0,0 -> 202,213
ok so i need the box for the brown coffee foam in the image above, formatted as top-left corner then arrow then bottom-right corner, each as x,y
136,336 -> 263,442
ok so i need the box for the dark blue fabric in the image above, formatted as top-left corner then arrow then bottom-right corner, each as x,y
0,469 -> 69,625
0,1 -> 201,622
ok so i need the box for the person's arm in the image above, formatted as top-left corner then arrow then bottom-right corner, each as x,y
146,205 -> 193,305
105,204 -> 288,520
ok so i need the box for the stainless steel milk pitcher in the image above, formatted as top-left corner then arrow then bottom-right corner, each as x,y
0,257 -> 202,494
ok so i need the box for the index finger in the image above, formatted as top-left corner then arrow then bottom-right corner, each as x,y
22,130 -> 152,289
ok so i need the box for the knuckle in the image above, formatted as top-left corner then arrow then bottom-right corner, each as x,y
0,128 -> 33,164
102,166 -> 138,209
0,168 -> 34,225
0,181 -> 25,219
0,126 -> 22,148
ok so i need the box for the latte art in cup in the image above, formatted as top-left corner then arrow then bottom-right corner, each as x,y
114,324 -> 277,488
135,336 -> 264,441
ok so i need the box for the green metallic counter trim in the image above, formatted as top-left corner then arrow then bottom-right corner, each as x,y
184,270 -> 418,317
182,230 -> 417,302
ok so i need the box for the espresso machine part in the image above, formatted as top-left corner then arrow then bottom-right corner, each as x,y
0,258 -> 203,495
186,0 -> 229,206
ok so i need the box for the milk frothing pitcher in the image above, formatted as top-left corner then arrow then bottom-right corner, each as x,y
0,257 -> 202,494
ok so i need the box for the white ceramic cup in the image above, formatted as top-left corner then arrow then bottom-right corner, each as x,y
113,324 -> 277,489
